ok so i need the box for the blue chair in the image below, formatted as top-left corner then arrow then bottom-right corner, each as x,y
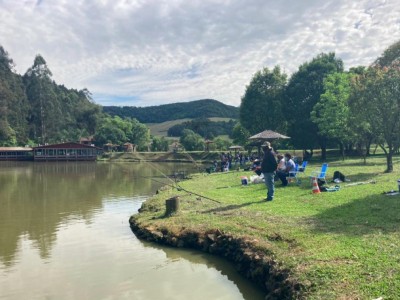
309,163 -> 328,184
288,163 -> 301,184
298,161 -> 308,173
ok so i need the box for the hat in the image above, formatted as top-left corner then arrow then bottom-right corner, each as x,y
262,141 -> 272,149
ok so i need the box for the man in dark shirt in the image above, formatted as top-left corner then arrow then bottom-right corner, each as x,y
261,142 -> 278,201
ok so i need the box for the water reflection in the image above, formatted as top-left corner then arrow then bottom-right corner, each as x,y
0,161 -> 264,300
0,161 -> 190,268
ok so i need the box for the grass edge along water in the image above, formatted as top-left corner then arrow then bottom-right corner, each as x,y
132,155 -> 400,299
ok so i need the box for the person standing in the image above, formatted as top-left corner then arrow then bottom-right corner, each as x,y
261,142 -> 277,201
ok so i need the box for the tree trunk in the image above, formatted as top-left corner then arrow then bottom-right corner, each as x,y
386,151 -> 394,173
321,146 -> 326,161
339,143 -> 345,161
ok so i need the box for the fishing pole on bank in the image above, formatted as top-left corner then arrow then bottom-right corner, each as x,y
140,160 -> 222,204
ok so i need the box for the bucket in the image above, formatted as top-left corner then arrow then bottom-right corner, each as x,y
241,176 -> 248,185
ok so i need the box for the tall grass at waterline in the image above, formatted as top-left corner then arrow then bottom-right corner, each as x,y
133,156 -> 400,299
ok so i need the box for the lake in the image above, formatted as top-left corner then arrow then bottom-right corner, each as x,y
0,161 -> 264,300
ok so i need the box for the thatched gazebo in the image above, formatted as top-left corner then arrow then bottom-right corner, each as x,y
228,145 -> 243,153
248,130 -> 290,155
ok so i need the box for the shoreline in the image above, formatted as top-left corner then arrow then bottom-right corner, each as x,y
129,215 -> 303,299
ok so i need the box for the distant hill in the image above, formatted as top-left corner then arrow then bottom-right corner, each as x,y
147,117 -> 235,137
103,99 -> 239,123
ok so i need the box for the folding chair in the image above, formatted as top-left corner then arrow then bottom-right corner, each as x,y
298,161 -> 308,173
309,163 -> 328,184
287,163 -> 301,184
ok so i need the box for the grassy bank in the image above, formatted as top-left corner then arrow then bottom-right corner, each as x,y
131,155 -> 400,299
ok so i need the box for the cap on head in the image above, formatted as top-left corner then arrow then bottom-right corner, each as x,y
262,141 -> 272,150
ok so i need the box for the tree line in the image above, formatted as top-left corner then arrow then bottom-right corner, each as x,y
2,39 -> 400,171
0,46 -> 152,150
235,40 -> 400,172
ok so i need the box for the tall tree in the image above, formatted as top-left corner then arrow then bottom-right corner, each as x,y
311,72 -> 353,159
350,62 -> 400,172
24,55 -> 59,143
240,66 -> 287,135
374,39 -> 400,68
0,46 -> 30,145
286,52 -> 344,160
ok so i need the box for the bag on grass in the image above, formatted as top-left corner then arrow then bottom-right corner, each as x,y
333,171 -> 346,182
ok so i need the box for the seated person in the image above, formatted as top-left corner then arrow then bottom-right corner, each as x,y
251,159 -> 262,176
276,153 -> 296,186
277,154 -> 286,171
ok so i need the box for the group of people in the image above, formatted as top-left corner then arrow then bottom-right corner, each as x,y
260,142 -> 296,201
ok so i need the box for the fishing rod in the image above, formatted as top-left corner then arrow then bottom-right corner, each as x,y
142,175 -> 221,204
141,159 -> 222,204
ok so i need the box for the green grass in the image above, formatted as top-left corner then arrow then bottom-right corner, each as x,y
133,155 -> 400,299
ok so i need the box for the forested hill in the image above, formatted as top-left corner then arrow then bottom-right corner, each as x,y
103,99 -> 239,123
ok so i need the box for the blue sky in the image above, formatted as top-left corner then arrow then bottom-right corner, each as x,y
1,0 -> 399,107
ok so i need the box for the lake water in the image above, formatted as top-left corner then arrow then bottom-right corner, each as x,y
0,161 -> 264,300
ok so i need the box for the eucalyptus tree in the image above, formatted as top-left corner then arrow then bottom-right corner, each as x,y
240,66 -> 287,135
24,55 -> 59,143
0,46 -> 29,145
286,53 -> 344,160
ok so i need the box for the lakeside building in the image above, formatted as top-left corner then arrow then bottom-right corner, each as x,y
33,142 -> 102,161
0,147 -> 33,161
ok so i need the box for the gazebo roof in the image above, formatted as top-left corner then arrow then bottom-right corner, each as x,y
229,145 -> 243,150
249,130 -> 290,140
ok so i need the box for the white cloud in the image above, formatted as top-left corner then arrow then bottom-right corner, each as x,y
1,0 -> 399,107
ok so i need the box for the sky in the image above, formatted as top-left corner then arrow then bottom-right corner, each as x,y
1,0 -> 399,107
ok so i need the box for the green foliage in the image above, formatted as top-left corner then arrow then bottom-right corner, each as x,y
286,53 -> 344,154
0,46 -> 102,146
94,115 -> 150,148
311,72 -> 353,144
374,39 -> 400,67
231,122 -> 250,146
151,136 -> 169,151
212,137 -> 232,151
103,99 -> 239,123
167,117 -> 235,139
179,129 -> 204,151
240,66 -> 287,135
350,62 -> 400,172
0,46 -> 30,145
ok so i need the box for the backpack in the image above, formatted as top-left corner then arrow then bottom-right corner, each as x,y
333,171 -> 346,182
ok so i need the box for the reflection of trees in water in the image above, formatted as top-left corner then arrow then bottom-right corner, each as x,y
139,240 -> 265,300
0,162 -> 199,268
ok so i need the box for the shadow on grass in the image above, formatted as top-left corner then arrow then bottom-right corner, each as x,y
309,193 -> 400,236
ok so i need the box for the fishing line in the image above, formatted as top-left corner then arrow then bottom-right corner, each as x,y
139,158 -> 222,204
143,175 -> 221,204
